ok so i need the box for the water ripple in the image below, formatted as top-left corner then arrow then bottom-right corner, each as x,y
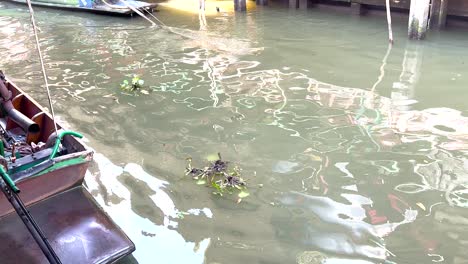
1,4 -> 468,263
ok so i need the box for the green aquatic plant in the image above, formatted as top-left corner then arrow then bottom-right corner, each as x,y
120,75 -> 145,91
186,153 -> 249,201
296,251 -> 327,264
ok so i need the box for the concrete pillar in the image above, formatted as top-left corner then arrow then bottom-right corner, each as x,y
299,0 -> 308,9
289,0 -> 298,9
234,0 -> 246,11
256,0 -> 268,6
430,0 -> 448,29
350,3 -> 366,16
408,0 -> 430,40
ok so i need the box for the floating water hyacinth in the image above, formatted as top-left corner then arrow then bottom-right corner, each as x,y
186,153 -> 249,202
120,75 -> 145,91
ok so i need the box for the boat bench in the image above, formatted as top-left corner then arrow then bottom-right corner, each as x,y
0,187 -> 134,264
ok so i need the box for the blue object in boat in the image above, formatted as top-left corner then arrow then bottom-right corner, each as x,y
79,0 -> 93,8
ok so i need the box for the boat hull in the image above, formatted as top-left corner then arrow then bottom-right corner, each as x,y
0,75 -> 135,263
0,153 -> 91,217
0,77 -> 93,218
2,0 -> 158,16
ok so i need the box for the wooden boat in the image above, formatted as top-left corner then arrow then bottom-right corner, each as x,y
2,0 -> 158,16
0,71 -> 135,263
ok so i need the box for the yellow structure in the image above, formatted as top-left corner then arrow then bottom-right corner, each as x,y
163,0 -> 256,16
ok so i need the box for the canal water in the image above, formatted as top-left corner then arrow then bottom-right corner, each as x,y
1,1 -> 468,263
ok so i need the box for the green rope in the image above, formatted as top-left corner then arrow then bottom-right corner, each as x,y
0,140 -> 4,157
0,130 -> 83,193
0,166 -> 19,193
49,130 -> 83,160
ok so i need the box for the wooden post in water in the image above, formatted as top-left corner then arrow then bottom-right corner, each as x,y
234,0 -> 247,11
299,0 -> 308,9
408,0 -> 430,39
430,0 -> 448,29
289,0 -> 298,9
350,3 -> 366,15
386,0 -> 393,43
256,0 -> 268,6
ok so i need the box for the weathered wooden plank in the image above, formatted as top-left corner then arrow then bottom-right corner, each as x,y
447,0 -> 468,17
352,0 -> 410,9
298,0 -> 468,18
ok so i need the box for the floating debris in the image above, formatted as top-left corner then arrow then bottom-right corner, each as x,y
296,251 -> 327,264
120,75 -> 145,92
416,202 -> 426,211
186,153 -> 249,201
175,211 -> 189,219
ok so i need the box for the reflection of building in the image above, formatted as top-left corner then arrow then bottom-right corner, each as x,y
201,46 -> 468,262
302,74 -> 468,205
412,149 -> 468,207
274,191 -> 418,263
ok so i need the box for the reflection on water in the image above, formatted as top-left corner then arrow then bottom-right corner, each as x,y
86,153 -> 211,263
275,191 -> 418,262
1,1 -> 468,263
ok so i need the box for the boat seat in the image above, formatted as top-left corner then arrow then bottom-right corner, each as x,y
0,187 -> 135,264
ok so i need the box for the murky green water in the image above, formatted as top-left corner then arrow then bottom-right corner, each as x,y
1,1 -> 468,263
